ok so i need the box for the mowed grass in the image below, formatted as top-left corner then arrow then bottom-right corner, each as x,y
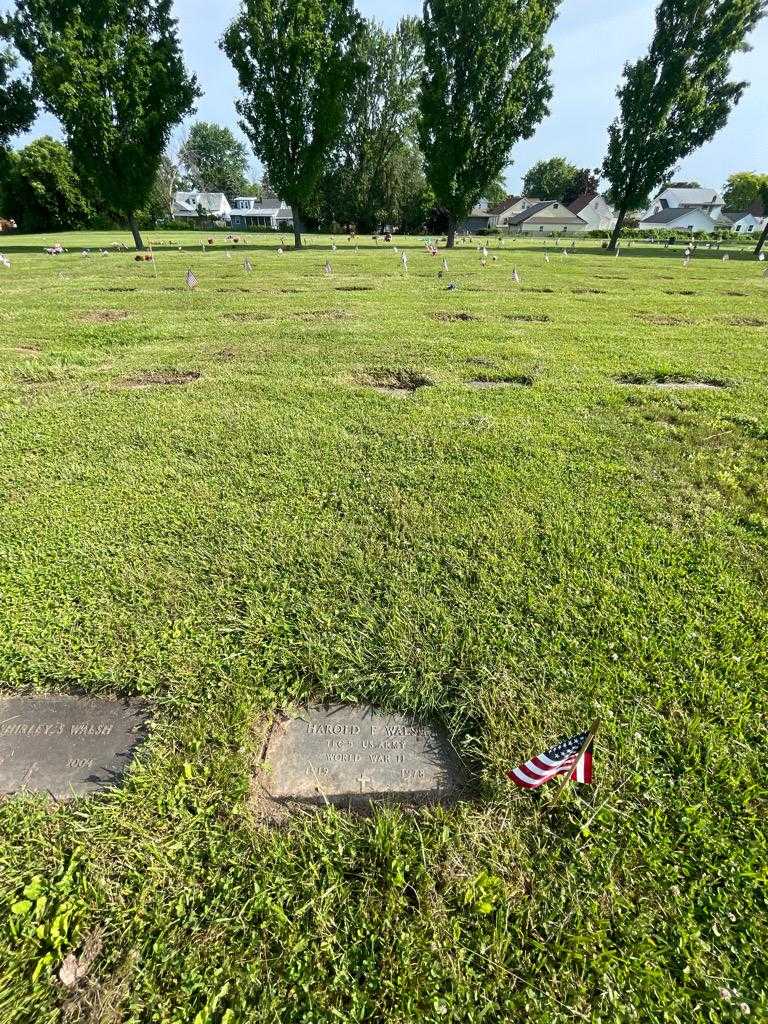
0,230 -> 766,1023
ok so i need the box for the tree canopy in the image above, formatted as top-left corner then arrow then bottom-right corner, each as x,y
0,23 -> 36,150
521,156 -> 598,204
316,17 -> 423,233
222,0 -> 363,248
179,121 -> 250,200
11,0 -> 200,249
602,0 -> 766,248
419,0 -> 559,247
0,136 -> 96,232
723,170 -> 768,209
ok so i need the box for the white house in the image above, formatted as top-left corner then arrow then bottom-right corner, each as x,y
638,207 -> 719,232
229,196 -> 294,230
172,192 -> 232,223
487,195 -> 542,228
642,186 -> 723,221
506,201 -> 588,235
721,209 -> 762,234
567,193 -> 617,230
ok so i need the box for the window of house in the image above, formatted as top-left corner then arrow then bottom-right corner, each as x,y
539,225 -> 544,232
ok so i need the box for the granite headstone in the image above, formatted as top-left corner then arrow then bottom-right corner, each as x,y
261,703 -> 464,808
0,695 -> 149,798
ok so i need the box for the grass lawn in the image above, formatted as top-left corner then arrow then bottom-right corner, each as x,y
0,229 -> 766,1023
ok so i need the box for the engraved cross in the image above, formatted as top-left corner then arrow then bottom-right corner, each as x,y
357,773 -> 371,793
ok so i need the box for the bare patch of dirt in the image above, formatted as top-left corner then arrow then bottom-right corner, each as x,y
664,289 -> 696,296
281,288 -> 303,294
117,369 -> 201,389
217,287 -> 251,294
336,285 -> 374,292
639,313 -> 693,326
99,287 -> 137,293
294,309 -> 352,322
222,312 -> 272,322
724,290 -> 747,297
571,287 -> 606,294
521,287 -> 555,294
467,375 -> 533,390
616,372 -> 728,390
726,316 -> 766,327
214,348 -> 236,362
505,313 -> 550,323
80,309 -> 131,323
433,311 -> 479,322
356,368 -> 433,397
3,344 -> 41,355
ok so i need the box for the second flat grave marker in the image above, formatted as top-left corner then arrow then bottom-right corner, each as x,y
260,703 -> 464,808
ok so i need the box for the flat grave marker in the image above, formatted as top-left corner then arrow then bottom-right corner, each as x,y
0,695 -> 149,798
260,703 -> 464,809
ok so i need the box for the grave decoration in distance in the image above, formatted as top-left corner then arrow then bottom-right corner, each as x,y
0,696 -> 149,798
259,703 -> 465,809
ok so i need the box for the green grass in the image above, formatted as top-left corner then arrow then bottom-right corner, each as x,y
0,229 -> 766,1023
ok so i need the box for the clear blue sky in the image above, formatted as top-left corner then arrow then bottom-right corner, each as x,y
6,0 -> 767,193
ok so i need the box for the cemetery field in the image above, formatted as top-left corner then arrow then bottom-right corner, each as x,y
1,229 -> 767,1023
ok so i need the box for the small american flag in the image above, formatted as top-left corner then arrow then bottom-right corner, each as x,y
186,269 -> 198,290
508,729 -> 594,789
244,257 -> 253,272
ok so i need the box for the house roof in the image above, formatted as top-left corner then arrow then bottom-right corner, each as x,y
640,208 -> 715,225
487,195 -> 541,216
507,201 -> 586,226
466,205 -> 492,219
722,209 -> 755,224
568,193 -> 601,214
173,192 -> 230,214
656,187 -> 720,207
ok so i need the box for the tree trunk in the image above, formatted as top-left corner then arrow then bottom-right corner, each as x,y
293,205 -> 303,249
608,207 -> 627,251
754,221 -> 768,256
128,212 -> 144,251
446,221 -> 456,249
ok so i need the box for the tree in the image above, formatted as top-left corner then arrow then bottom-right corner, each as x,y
179,121 -> 250,200
755,180 -> 768,255
562,167 -> 600,206
138,153 -> 182,225
602,0 -> 766,250
12,0 -> 200,250
222,0 -> 363,248
318,17 -> 422,232
723,171 -> 768,209
522,156 -> 578,201
0,23 -> 36,150
1,137 -> 96,231
420,0 -> 559,248
665,180 -> 701,188
483,173 -> 509,208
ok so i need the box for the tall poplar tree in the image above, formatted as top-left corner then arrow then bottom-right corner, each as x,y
222,0 -> 362,249
419,0 -> 559,249
603,0 -> 766,250
12,0 -> 200,250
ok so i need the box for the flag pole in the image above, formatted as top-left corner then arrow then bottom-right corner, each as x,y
552,719 -> 600,806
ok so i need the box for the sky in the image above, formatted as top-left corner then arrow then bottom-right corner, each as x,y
5,0 -> 767,194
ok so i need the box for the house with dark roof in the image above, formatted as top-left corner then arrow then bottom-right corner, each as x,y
506,201 -> 588,235
642,187 -> 724,221
638,207 -> 719,232
172,192 -> 232,223
230,195 -> 294,230
721,208 -> 764,234
567,194 -> 617,230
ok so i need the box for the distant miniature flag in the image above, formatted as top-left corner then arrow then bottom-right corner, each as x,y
683,257 -> 690,267
544,252 -> 550,263
0,254 -> 10,268
186,268 -> 198,290
442,257 -> 449,272
401,252 -> 409,272
244,257 -> 253,272
722,254 -> 729,262
511,267 -> 521,284
324,259 -> 332,275
758,252 -> 765,262
508,729 -> 594,789
277,247 -> 283,255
